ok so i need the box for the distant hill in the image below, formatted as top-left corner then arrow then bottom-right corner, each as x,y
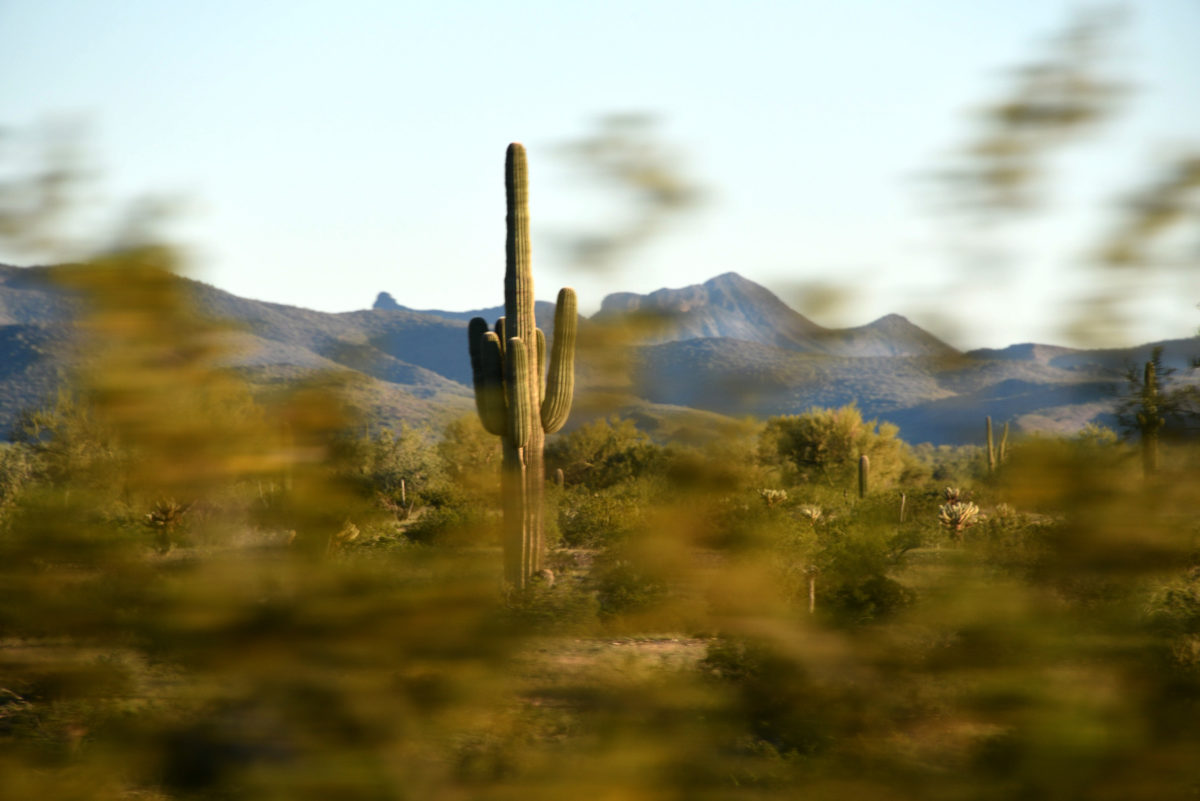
2,264 -> 1195,445
592,272 -> 955,358
0,265 -> 474,435
966,338 -> 1200,372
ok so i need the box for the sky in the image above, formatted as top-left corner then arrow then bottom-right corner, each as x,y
0,0 -> 1197,349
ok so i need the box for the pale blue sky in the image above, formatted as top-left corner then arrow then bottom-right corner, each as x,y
1,1 -> 1197,348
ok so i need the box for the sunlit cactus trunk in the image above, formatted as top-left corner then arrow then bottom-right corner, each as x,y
468,143 -> 577,588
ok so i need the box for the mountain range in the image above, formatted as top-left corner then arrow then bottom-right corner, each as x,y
1,265 -> 1195,445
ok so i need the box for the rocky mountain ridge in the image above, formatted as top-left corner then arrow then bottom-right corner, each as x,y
1,264 -> 1194,444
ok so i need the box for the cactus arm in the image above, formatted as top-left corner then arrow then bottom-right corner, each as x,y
541,287 -> 577,434
535,327 -> 546,397
475,332 -> 508,436
468,317 -> 488,370
505,337 -> 532,449
494,318 -> 506,355
468,317 -> 494,427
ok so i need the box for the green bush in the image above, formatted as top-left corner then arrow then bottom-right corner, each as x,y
402,503 -> 492,546
591,552 -> 670,619
546,416 -> 667,490
557,480 -> 655,548
701,637 -> 839,757
759,404 -> 923,490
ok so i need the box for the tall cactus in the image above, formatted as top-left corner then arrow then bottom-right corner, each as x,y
468,143 -> 577,588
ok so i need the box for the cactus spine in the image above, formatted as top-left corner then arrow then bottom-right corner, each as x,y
468,143 -> 577,588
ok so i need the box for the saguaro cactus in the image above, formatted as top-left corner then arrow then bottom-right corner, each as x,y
858,454 -> 869,499
1138,360 -> 1163,477
468,143 -> 577,588
986,416 -> 1010,474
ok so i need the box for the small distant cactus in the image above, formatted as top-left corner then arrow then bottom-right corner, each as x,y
858,454 -> 869,498
758,488 -> 788,508
1138,360 -> 1163,476
798,504 -> 822,523
328,521 -> 361,554
939,501 -> 980,541
986,416 -> 995,474
943,486 -> 963,503
145,498 -> 189,554
993,502 -> 1017,520
986,417 -> 1010,473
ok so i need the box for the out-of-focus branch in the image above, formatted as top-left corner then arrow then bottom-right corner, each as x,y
1096,153 -> 1200,267
0,117 -> 95,259
555,114 -> 706,273
931,7 -> 1127,217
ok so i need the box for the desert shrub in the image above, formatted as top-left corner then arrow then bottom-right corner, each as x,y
591,552 -> 670,619
827,574 -> 914,624
701,637 -> 841,757
546,416 -> 668,490
556,478 -> 658,548
786,498 -> 919,624
911,442 -> 987,484
0,442 -> 35,523
343,423 -> 444,510
402,502 -> 492,546
501,579 -> 599,634
759,404 -> 923,490
437,415 -> 500,499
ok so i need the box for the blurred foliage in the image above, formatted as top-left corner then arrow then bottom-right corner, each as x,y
0,251 -> 1198,797
934,7 -> 1127,215
1097,152 -> 1200,268
555,113 -> 705,274
0,117 -> 94,259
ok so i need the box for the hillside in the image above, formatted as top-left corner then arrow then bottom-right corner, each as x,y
2,264 -> 1195,444
0,265 -> 473,434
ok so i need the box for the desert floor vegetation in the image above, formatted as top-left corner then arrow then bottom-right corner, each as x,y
2,256 -> 1199,799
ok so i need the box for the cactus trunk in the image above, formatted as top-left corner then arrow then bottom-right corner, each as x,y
1141,361 -> 1160,477
468,144 -> 577,588
858,454 -> 869,498
986,416 -> 995,474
